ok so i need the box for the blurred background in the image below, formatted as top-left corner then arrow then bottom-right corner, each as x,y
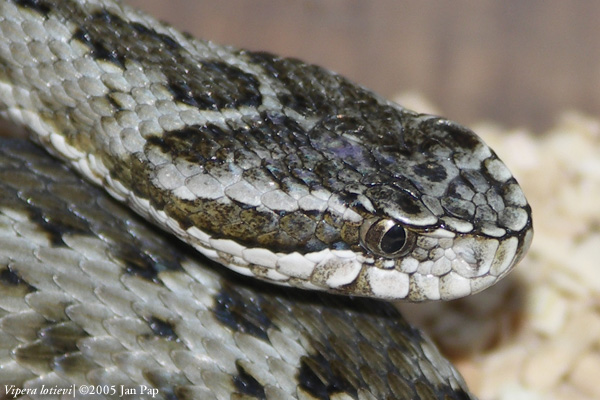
127,0 -> 600,133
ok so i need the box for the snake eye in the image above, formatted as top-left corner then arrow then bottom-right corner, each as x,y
359,218 -> 412,258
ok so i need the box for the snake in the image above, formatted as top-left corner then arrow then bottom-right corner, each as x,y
0,0 -> 533,398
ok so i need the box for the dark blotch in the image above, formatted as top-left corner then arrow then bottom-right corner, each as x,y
1,266 -> 27,286
212,282 -> 272,341
131,21 -> 181,50
146,124 -> 232,164
19,190 -> 91,247
233,363 -> 266,398
13,0 -> 51,15
147,316 -> 179,341
246,51 -> 344,116
73,28 -> 124,68
0,266 -> 35,295
298,355 -> 357,400
412,161 -> 448,183
117,239 -> 183,284
169,61 -> 262,110
367,184 -> 424,217
438,120 -> 481,150
70,10 -> 263,110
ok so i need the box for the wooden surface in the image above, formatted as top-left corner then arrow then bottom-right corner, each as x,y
127,0 -> 600,132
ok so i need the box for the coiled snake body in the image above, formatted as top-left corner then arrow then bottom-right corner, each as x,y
0,0 -> 532,398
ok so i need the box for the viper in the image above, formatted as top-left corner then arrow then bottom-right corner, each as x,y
0,0 -> 532,398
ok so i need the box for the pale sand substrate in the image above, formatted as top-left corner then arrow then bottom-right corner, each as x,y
395,94 -> 600,400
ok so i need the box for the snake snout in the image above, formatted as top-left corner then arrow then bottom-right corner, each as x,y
450,227 -> 533,294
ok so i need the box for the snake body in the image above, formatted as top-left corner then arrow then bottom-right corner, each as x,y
0,0 -> 532,397
0,139 -> 474,399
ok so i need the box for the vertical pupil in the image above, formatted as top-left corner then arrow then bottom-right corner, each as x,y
380,225 -> 406,254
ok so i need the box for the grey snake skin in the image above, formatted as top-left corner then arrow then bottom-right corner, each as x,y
0,0 -> 533,398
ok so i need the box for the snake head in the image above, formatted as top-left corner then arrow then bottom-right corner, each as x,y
0,0 -> 531,303
301,113 -> 533,301
148,107 -> 532,302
